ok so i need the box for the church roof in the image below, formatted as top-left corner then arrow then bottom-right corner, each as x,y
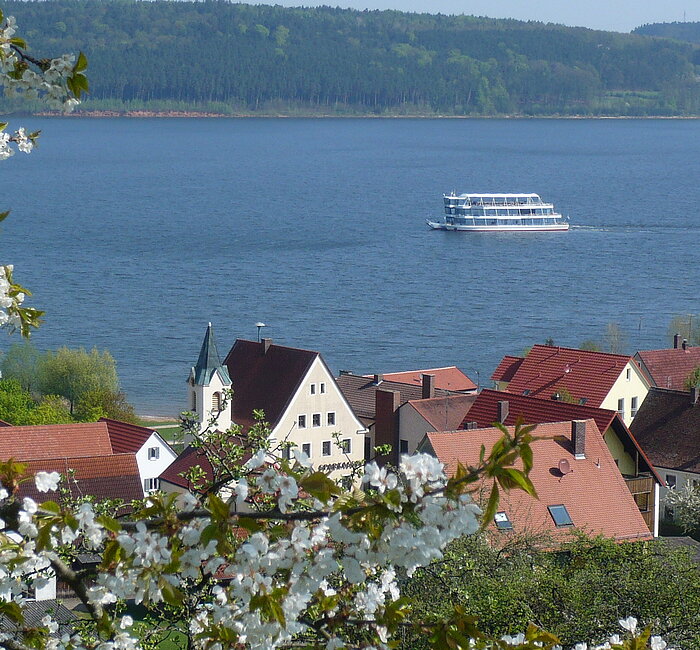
191,323 -> 231,387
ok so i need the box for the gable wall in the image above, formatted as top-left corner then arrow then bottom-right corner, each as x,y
600,361 -> 650,425
136,432 -> 178,494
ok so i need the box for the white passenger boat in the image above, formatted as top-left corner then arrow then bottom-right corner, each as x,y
427,192 -> 569,231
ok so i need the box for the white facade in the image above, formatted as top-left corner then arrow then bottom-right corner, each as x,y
271,356 -> 367,484
397,404 -> 436,456
599,360 -> 650,426
189,370 -> 232,434
657,466 -> 699,522
136,431 -> 178,494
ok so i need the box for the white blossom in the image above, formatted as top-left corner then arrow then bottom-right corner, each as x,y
35,471 -> 61,493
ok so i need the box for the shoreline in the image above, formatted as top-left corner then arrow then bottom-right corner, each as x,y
26,110 -> 700,120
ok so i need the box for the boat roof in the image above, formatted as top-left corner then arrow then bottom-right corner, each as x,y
447,193 -> 541,198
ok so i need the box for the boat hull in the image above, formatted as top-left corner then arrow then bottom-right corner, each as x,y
426,219 -> 569,232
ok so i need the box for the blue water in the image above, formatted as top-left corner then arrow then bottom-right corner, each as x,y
1,117 -> 698,414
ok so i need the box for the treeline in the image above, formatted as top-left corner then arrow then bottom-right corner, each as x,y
634,21 -> 700,45
3,0 -> 700,116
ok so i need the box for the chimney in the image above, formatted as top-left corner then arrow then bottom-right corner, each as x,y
692,386 -> 700,406
262,338 -> 272,354
373,373 -> 383,385
464,421 -> 478,430
375,389 -> 401,465
674,333 -> 681,349
572,420 -> 586,459
421,373 -> 435,399
497,400 -> 509,423
682,339 -> 688,351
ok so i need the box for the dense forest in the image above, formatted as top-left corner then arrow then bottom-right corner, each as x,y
634,21 -> 700,45
3,0 -> 700,116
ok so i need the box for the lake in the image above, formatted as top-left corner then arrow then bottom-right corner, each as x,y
1,117 -> 698,414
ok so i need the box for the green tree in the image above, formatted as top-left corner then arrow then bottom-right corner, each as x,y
668,313 -> 700,346
604,322 -> 628,354
0,378 -> 71,425
685,365 -> 700,390
579,339 -> 601,351
37,346 -> 118,414
0,341 -> 43,392
74,388 -> 137,423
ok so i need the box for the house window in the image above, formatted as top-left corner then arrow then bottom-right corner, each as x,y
298,415 -> 306,429
212,392 -> 221,411
633,492 -> 650,512
341,438 -> 351,454
282,446 -> 291,460
302,442 -> 311,457
310,383 -> 316,395
626,368 -> 631,381
144,478 -> 160,492
631,396 -> 638,418
327,412 -> 336,426
148,447 -> 159,460
617,398 -> 625,418
400,439 -> 409,454
322,441 -> 331,456
192,391 -> 197,411
320,383 -> 326,394
547,504 -> 574,527
494,511 -> 513,530
666,473 -> 677,488
312,413 -> 321,427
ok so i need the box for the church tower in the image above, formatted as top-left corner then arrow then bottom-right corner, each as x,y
187,323 -> 232,433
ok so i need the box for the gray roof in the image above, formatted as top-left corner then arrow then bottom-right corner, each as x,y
191,323 -> 231,386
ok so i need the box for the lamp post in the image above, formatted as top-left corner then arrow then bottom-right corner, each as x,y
255,322 -> 266,342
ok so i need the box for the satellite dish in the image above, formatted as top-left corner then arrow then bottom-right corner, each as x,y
558,458 -> 572,475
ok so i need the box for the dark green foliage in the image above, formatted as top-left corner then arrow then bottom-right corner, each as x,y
74,388 -> 138,424
3,1 -> 700,116
403,533 -> 700,649
634,22 -> 700,44
0,378 -> 72,424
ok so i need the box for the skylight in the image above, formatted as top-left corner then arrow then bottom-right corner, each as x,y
548,504 -> 574,527
494,511 -> 513,530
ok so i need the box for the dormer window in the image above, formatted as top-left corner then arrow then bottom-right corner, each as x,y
494,511 -> 513,530
548,504 -> 574,527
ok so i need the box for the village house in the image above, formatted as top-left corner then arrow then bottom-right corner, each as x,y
172,326 -> 367,490
491,344 -> 650,425
463,388 -> 662,534
364,366 -> 477,392
335,371 -> 458,464
0,419 -> 176,496
629,386 -> 700,522
634,334 -> 700,391
419,419 -> 654,543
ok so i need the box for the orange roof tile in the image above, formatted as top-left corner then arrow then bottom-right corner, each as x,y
0,422 -> 113,460
500,345 -> 638,407
368,367 -> 477,392
425,420 -> 652,542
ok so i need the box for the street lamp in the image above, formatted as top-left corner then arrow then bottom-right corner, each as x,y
255,322 -> 266,342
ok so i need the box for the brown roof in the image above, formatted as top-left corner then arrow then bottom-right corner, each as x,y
0,422 -> 114,460
100,418 -> 159,454
635,347 -> 700,391
18,454 -> 144,504
491,355 -> 525,382
336,373 -> 454,420
465,389 -> 661,483
367,367 -> 477,392
629,387 -> 700,474
159,445 -> 214,490
499,345 -> 640,407
425,420 -> 652,542
407,394 -> 478,431
224,339 -> 318,429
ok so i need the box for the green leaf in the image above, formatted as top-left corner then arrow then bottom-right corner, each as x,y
0,122 -> 7,132
161,580 -> 185,607
40,500 -> 61,514
96,514 -> 121,533
74,51 -> 88,73
9,37 -> 27,49
480,482 -> 500,532
207,493 -> 229,521
300,471 -> 341,503
0,210 -> 9,223
0,600 -> 24,625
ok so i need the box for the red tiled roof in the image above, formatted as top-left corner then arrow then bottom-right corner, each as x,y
491,356 -> 524,382
18,454 -> 144,504
407,394 -> 477,432
159,445 -> 214,490
465,390 -> 662,484
367,367 -> 477,392
629,387 -> 700,474
336,374 -> 454,420
100,417 -> 158,454
426,420 -> 652,542
635,347 -> 700,391
501,345 -> 637,407
0,420 -> 11,427
224,340 -> 318,429
0,422 -> 114,460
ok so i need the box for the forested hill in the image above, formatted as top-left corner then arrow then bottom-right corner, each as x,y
3,0 -> 700,116
633,22 -> 700,45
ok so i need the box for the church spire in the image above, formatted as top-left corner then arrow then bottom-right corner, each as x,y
191,322 -> 231,387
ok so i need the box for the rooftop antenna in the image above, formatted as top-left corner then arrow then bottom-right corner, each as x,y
255,322 -> 266,342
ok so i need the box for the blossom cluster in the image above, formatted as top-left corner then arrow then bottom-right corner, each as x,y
0,264 -> 23,329
0,452 -> 674,650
